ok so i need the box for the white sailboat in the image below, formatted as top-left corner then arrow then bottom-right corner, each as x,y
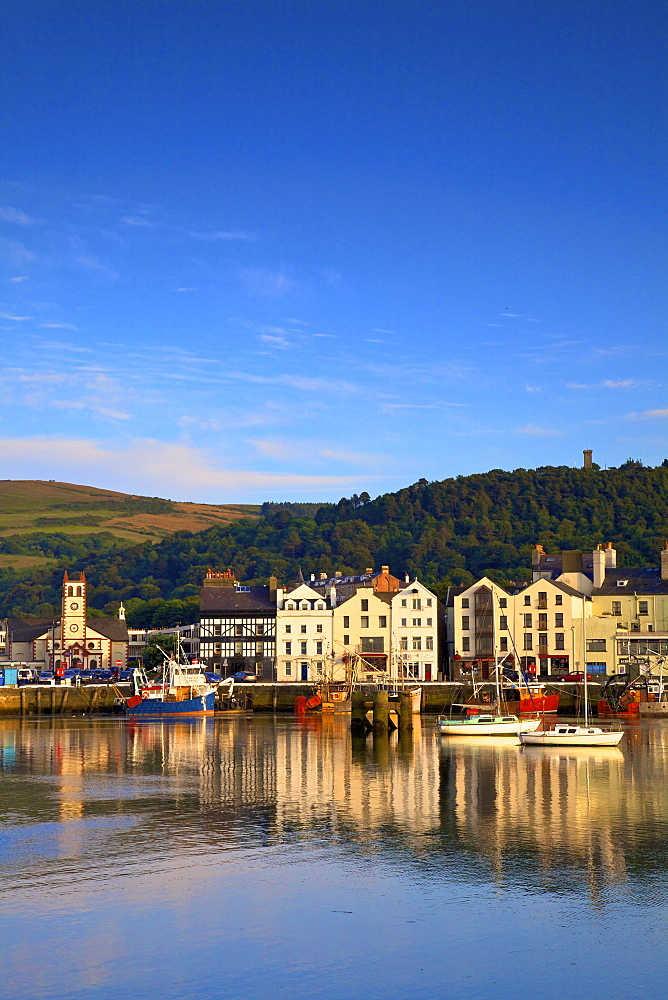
438,600 -> 540,737
520,597 -> 624,748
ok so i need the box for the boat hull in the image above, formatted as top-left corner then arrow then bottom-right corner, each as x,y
466,691 -> 560,716
127,691 -> 216,717
438,716 -> 541,737
597,698 -> 639,718
520,727 -> 624,747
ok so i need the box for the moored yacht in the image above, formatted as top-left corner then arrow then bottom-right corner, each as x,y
438,713 -> 541,737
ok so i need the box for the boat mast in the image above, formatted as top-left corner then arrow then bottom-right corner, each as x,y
582,595 -> 588,725
493,587 -> 501,711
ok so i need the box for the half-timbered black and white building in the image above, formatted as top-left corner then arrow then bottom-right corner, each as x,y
199,569 -> 277,678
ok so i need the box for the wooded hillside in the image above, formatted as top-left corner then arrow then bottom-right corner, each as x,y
2,461 -> 667,627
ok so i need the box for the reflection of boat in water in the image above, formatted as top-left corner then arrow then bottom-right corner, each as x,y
520,723 -> 624,747
523,598 -> 624,746
438,733 -> 521,749
126,657 -> 216,718
521,744 -> 624,762
438,714 -> 541,737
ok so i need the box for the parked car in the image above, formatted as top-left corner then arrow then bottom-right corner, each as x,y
204,672 -> 222,684
230,671 -> 257,682
17,667 -> 39,685
37,670 -> 54,684
119,669 -> 135,682
92,669 -> 113,682
552,672 -> 594,682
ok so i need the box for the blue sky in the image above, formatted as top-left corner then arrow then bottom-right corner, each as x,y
1,0 -> 666,502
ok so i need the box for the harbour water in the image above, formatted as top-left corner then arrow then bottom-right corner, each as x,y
1,715 -> 668,999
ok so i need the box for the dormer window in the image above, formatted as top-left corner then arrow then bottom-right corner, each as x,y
286,602 -> 295,610
617,580 -> 628,588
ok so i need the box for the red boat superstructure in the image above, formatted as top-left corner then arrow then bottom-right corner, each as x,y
466,683 -> 559,717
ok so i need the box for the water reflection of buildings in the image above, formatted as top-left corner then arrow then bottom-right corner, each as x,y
3,718 -> 668,892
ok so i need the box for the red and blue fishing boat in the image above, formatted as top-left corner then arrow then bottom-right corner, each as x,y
125,656 -> 216,717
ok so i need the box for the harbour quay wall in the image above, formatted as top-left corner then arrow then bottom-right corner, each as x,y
242,681 -> 605,714
0,680 -> 607,716
0,684 -> 126,716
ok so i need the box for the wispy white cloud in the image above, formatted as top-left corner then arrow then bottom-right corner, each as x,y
39,322 -> 79,330
9,275 -> 28,283
516,423 -> 562,436
240,267 -> 295,297
260,333 -> 292,349
381,402 -> 465,411
1,312 -> 32,322
121,215 -> 158,228
568,378 -> 643,390
178,415 -> 222,432
601,378 -> 640,389
628,407 -> 668,419
0,206 -> 34,225
191,229 -> 255,241
0,436 -> 374,498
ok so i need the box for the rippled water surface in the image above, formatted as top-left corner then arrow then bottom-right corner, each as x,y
1,715 -> 667,999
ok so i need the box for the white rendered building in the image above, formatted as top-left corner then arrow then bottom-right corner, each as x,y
390,580 -> 439,681
276,583 -> 333,683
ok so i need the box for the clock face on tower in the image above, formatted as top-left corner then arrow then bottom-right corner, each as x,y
69,623 -> 79,633
70,602 -> 79,611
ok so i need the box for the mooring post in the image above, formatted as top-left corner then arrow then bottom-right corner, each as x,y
372,690 -> 389,735
398,691 -> 413,732
350,691 -> 369,736
20,687 -> 26,717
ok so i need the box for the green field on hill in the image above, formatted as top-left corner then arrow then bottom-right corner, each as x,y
0,481 -> 259,568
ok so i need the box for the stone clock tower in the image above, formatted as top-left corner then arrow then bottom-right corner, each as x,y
61,570 -> 87,651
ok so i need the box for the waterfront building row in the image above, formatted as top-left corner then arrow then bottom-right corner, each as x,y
198,566 -> 443,682
446,543 -> 668,679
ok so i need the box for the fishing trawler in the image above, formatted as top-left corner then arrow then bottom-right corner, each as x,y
125,651 -> 216,717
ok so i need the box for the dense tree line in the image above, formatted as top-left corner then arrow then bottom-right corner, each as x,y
2,461 -> 667,626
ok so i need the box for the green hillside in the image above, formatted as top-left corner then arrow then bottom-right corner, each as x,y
0,480 -> 259,570
2,460 -> 667,627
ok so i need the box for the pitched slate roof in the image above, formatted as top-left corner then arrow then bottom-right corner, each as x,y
6,616 -> 129,642
593,567 -> 668,596
200,585 -> 276,614
6,618 -> 58,642
87,617 -> 129,641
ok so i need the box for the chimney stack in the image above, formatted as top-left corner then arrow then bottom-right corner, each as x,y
592,545 -> 605,589
661,543 -> 668,582
583,449 -> 593,469
329,584 -> 337,608
604,542 -> 617,569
